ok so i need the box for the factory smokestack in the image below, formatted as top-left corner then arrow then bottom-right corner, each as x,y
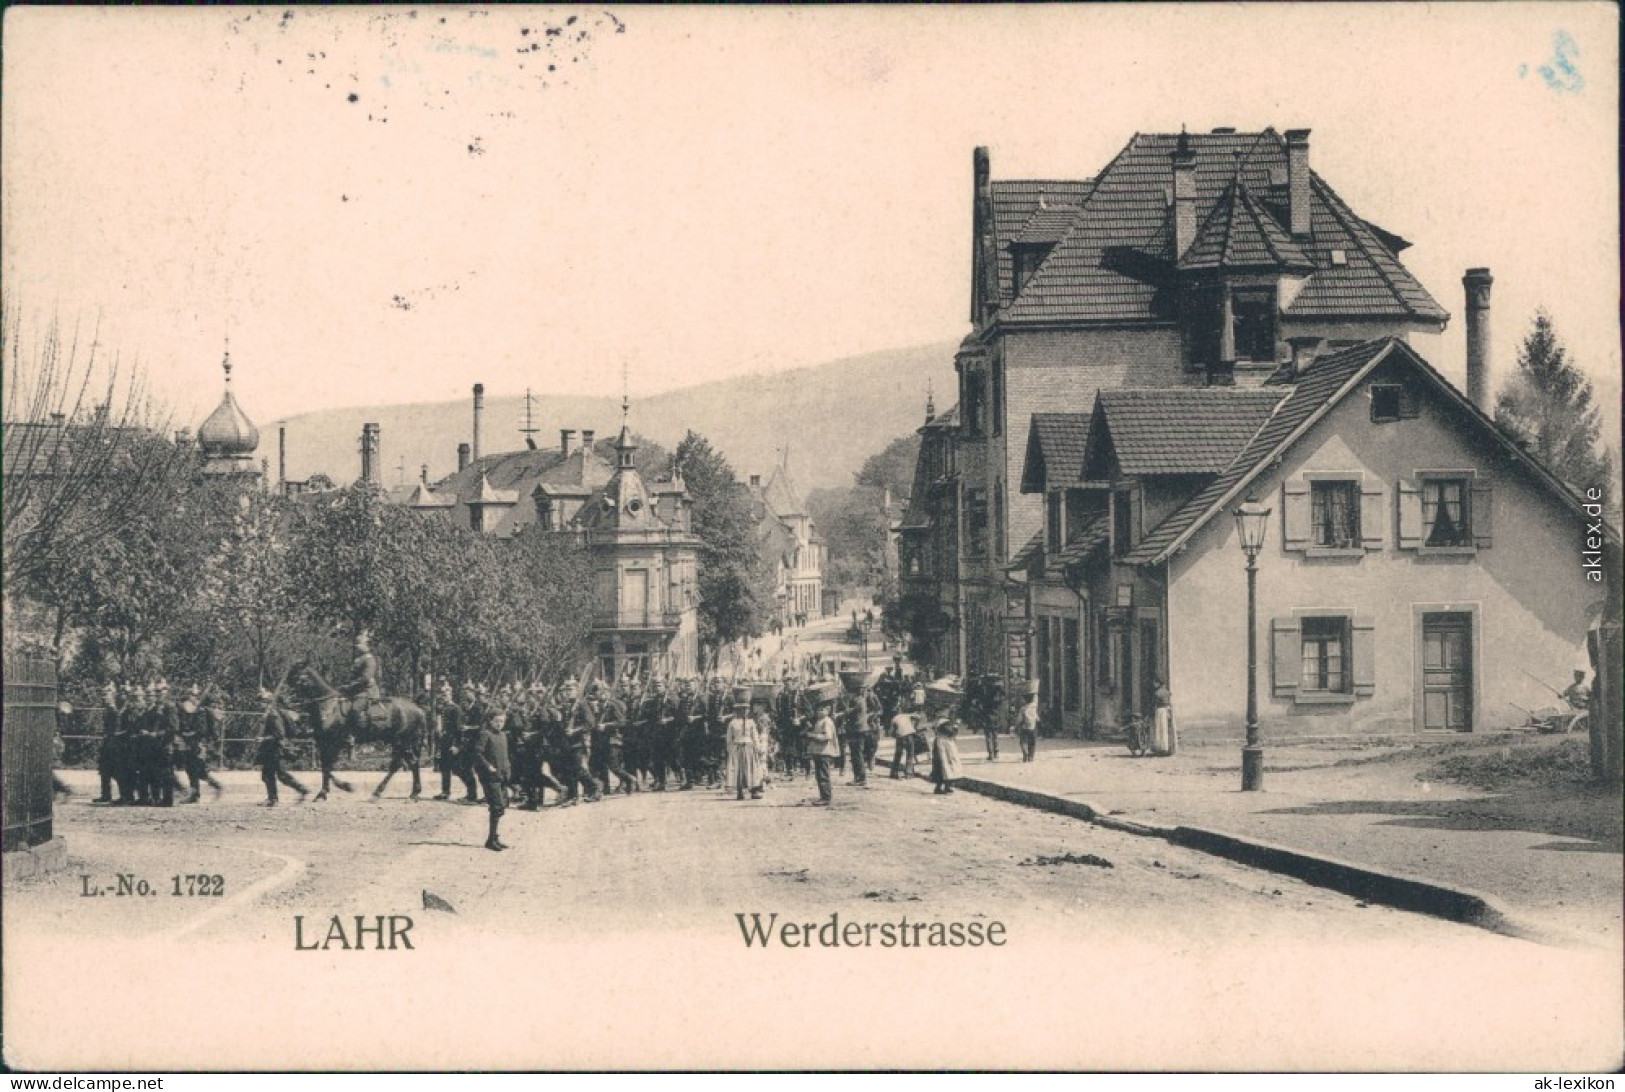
472,383 -> 485,462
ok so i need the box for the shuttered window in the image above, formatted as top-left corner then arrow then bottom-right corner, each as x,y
1272,613 -> 1374,702
1398,473 -> 1492,552
1284,474 -> 1384,554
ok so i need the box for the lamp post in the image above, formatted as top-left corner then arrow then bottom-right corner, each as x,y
1233,496 -> 1271,791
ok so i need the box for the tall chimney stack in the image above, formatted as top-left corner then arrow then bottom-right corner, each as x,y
360,422 -> 380,485
278,425 -> 287,487
471,383 -> 485,462
420,463 -> 429,485
1463,267 -> 1494,410
581,428 -> 595,452
457,442 -> 471,473
1172,131 -> 1198,259
560,428 -> 575,457
1285,128 -> 1312,238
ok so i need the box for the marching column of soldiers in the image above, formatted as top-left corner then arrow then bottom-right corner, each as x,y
78,648 -> 946,852
90,679 -> 227,807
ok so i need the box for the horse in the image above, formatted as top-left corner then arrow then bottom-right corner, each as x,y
289,660 -> 430,801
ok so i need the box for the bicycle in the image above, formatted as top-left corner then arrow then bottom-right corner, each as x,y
1122,713 -> 1148,757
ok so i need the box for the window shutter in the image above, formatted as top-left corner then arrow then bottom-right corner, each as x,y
1351,616 -> 1376,696
1471,479 -> 1493,548
1271,618 -> 1300,697
1359,477 -> 1385,550
1397,479 -> 1422,549
1281,480 -> 1310,551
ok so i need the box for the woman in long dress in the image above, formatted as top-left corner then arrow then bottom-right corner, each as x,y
1149,682 -> 1178,757
930,716 -> 964,794
726,700 -> 763,800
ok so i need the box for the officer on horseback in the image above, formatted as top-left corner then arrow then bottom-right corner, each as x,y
341,631 -> 382,738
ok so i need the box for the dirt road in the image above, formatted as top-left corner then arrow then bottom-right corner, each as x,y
7,770 -> 1620,1070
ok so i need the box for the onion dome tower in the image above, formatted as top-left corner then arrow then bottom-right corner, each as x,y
197,347 -> 262,482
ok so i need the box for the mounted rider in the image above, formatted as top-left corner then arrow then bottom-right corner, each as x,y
340,631 -> 383,738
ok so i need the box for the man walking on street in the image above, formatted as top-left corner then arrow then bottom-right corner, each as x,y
257,688 -> 311,806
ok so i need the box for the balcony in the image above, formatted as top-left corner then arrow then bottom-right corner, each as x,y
593,609 -> 685,632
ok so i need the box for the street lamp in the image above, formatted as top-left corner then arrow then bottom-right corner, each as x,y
1233,495 -> 1271,791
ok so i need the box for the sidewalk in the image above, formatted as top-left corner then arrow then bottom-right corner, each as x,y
932,732 -> 1623,946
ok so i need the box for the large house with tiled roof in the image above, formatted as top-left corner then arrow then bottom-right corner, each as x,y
906,126 -> 1492,735
397,390 -> 700,678
1015,337 -> 1617,736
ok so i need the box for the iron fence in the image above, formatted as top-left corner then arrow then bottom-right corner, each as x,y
3,654 -> 57,851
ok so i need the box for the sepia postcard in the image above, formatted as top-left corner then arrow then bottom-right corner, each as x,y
2,3 -> 1621,1075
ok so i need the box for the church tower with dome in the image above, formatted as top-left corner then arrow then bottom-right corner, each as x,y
196,348 -> 261,484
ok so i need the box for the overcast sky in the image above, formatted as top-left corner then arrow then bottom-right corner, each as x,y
3,4 -> 1618,440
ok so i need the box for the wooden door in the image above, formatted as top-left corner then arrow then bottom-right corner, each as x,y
1421,613 -> 1473,732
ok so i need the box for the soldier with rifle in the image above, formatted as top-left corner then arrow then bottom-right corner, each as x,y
641,675 -> 680,791
522,681 -> 571,809
257,686 -> 311,806
674,676 -> 705,790
431,681 -> 463,800
176,684 -> 224,803
93,682 -> 122,804
590,679 -> 637,795
557,674 -> 603,805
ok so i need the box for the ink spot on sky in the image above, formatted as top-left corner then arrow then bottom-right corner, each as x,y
1538,30 -> 1583,93
348,92 -> 359,103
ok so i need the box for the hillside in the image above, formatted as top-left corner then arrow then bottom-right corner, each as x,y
273,340 -> 960,493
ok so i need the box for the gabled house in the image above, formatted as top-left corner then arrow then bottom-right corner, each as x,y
896,396 -> 961,676
747,452 -> 826,626
1024,336 -> 1616,737
919,127 -> 1452,729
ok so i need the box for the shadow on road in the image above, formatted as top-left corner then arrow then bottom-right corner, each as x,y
1262,794 -> 1623,853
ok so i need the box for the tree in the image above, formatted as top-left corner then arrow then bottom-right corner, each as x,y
2,305 -> 193,596
807,432 -> 919,599
1494,311 -> 1614,509
674,431 -> 773,651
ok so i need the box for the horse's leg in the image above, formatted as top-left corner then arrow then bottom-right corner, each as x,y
314,746 -> 330,801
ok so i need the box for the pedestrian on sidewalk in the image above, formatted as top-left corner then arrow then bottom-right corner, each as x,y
930,716 -> 963,794
888,700 -> 919,779
805,694 -> 840,805
1149,681 -> 1178,757
1015,689 -> 1040,762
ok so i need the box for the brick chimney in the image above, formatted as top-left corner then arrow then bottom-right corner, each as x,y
420,463 -> 429,484
457,442 -> 470,473
581,428 -> 595,452
973,146 -> 998,325
1463,267 -> 1494,410
1285,129 -> 1312,238
278,425 -> 287,487
1172,132 -> 1198,259
560,428 -> 575,457
471,383 -> 484,461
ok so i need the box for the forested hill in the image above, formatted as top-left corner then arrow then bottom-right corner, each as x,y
274,340 -> 959,492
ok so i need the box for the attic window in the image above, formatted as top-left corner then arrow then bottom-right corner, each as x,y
1329,249 -> 1347,266
1371,385 -> 1402,422
1011,244 -> 1051,295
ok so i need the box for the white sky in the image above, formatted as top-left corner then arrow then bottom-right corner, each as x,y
2,4 -> 1618,438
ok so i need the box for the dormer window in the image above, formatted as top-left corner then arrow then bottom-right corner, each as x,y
1231,287 -> 1277,362
1010,243 -> 1052,296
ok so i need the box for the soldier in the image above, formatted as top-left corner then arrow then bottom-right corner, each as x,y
257,688 -> 311,806
520,682 -> 570,809
116,683 -> 146,804
473,704 -> 512,851
431,681 -> 462,800
457,682 -> 486,804
673,677 -> 704,790
641,676 -> 680,791
176,684 -> 224,803
702,676 -> 730,788
841,686 -> 870,787
557,677 -> 603,805
340,631 -> 382,738
775,675 -> 808,781
93,682 -> 122,803
590,681 -> 637,795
